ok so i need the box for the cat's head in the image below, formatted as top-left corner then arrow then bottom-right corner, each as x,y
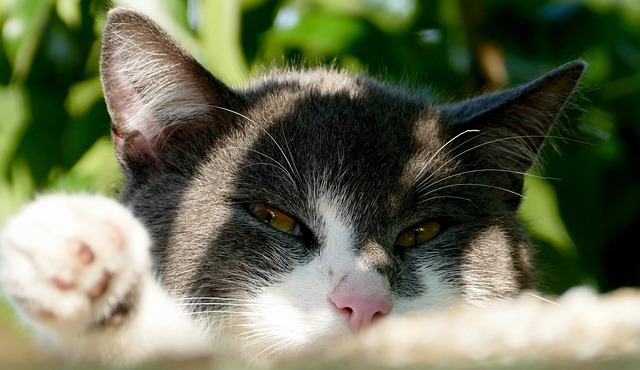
101,8 -> 585,363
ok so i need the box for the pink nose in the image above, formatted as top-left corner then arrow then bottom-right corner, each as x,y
331,294 -> 391,331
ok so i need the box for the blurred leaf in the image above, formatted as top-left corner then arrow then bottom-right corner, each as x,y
0,160 -> 35,225
520,174 -> 577,255
289,0 -> 418,33
603,72 -> 640,100
47,136 -> 121,195
263,9 -> 367,63
362,0 -> 418,32
2,0 -> 53,82
519,173 -> 590,293
65,76 -> 102,117
197,0 -> 249,84
56,0 -> 81,28
0,84 -> 29,175
581,0 -> 640,26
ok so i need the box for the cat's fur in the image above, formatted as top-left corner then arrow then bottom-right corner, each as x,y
0,8 -> 586,367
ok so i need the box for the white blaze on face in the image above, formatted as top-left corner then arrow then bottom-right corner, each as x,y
315,194 -> 359,279
238,191 -> 360,360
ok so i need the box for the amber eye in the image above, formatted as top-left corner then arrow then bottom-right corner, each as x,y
395,221 -> 441,248
248,203 -> 303,237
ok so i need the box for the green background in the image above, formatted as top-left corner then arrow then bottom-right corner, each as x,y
0,0 -> 639,360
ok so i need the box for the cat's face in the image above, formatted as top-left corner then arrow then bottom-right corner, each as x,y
101,9 -> 584,362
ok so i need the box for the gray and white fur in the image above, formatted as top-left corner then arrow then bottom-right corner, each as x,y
0,8 -> 585,366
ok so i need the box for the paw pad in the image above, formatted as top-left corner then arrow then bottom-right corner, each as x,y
72,241 -> 95,265
88,272 -> 113,300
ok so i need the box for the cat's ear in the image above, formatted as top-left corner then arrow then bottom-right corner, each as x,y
440,61 -> 586,206
101,8 -> 242,176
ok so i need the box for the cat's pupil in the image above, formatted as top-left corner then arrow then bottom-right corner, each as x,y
263,210 -> 275,223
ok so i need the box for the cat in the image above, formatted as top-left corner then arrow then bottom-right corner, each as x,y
0,7 -> 585,367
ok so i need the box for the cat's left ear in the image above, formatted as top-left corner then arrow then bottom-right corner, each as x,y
440,61 -> 586,204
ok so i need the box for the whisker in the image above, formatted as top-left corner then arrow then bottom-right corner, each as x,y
177,302 -> 263,309
231,321 -> 284,329
418,133 -> 574,192
221,146 -> 297,187
175,297 -> 249,301
184,310 -> 238,316
281,138 -> 303,186
253,337 -> 290,362
414,129 -> 480,183
525,291 -> 561,306
175,296 -> 240,300
238,327 -> 279,338
210,105 -> 300,189
417,168 -> 559,195
417,195 -> 478,208
419,183 -> 526,200
244,332 -> 284,348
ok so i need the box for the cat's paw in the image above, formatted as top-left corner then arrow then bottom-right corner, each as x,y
0,194 -> 151,335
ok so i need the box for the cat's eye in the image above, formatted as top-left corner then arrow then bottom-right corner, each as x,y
395,221 -> 441,248
248,203 -> 303,237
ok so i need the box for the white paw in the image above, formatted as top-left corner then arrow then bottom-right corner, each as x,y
0,194 -> 151,334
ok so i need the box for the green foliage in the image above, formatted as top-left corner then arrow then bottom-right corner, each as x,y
0,0 -> 638,295
0,0 -> 115,222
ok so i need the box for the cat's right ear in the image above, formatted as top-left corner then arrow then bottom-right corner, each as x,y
101,8 -> 242,177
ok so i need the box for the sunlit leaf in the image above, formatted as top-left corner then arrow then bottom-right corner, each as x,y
197,0 -> 249,84
519,173 -> 577,256
56,0 -> 81,28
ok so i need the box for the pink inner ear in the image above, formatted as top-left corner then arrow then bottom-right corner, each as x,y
106,66 -> 168,164
106,70 -> 153,133
112,126 -> 161,165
